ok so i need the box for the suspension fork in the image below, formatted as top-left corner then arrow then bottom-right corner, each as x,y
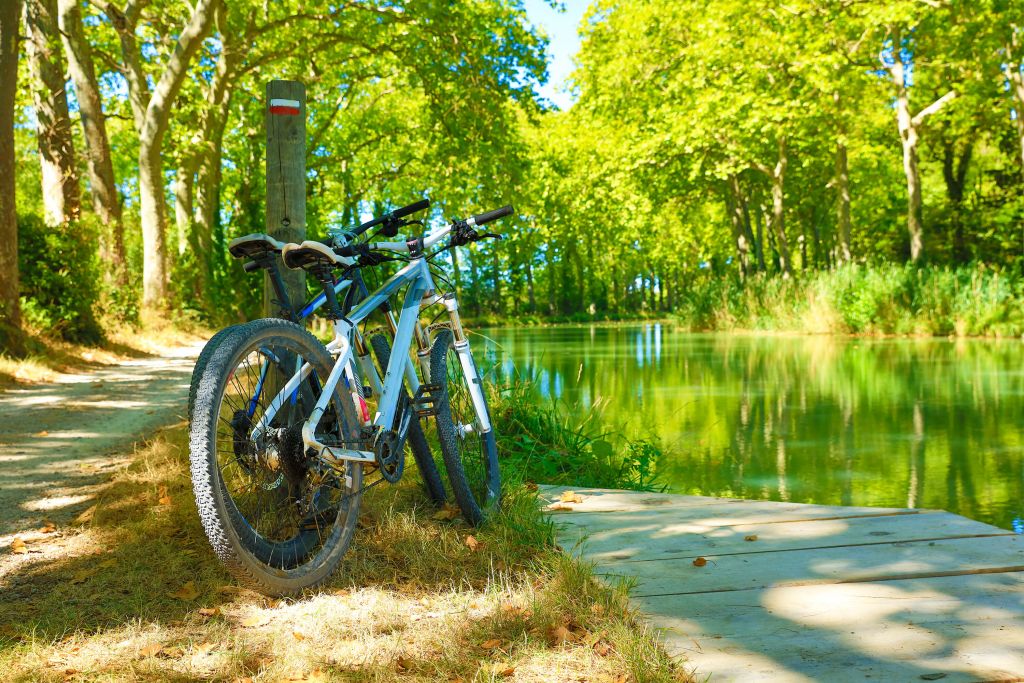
442,293 -> 491,433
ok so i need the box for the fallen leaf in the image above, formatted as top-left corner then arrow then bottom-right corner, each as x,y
548,624 -> 580,645
432,504 -> 461,521
497,666 -> 515,678
612,674 -> 630,683
161,646 -> 184,658
157,485 -> 171,506
480,638 -> 503,650
139,643 -> 163,657
395,658 -> 412,671
239,614 -> 267,628
292,630 -> 306,641
559,490 -> 584,504
590,603 -> 605,616
10,538 -> 27,555
198,607 -> 220,617
692,557 -> 708,567
39,521 -> 57,534
194,642 -> 216,655
169,581 -> 199,601
744,535 -> 758,542
545,502 -> 576,512
465,535 -> 480,552
35,430 -> 48,437
593,638 -> 613,657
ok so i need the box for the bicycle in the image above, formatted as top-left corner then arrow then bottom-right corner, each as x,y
188,203 -> 513,595
187,201 -> 447,503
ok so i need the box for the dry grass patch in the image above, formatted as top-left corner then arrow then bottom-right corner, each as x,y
0,422 -> 690,682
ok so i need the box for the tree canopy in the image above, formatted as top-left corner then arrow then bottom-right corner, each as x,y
2,0 -> 1024,338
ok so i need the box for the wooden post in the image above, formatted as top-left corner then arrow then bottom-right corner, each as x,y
265,80 -> 306,317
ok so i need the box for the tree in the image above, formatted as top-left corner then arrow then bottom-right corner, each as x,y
57,0 -> 125,279
0,0 -> 22,348
23,0 -> 80,227
98,0 -> 222,311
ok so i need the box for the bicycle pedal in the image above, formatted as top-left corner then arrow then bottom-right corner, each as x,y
412,382 -> 444,417
362,385 -> 372,399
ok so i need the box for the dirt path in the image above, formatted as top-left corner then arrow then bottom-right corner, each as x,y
0,343 -> 202,540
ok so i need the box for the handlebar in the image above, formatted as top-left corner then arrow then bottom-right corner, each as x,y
334,203 -> 514,258
350,197 -> 430,238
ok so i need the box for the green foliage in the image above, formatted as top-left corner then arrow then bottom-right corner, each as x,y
17,213 -> 104,344
490,374 -> 666,492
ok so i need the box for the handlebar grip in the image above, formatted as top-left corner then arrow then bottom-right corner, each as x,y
393,198 -> 430,219
472,205 -> 514,226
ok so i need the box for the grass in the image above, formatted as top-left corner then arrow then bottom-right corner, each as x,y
0,417 -> 689,682
672,263 -> 1024,338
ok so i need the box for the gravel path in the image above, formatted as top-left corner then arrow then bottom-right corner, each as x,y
0,343 -> 202,541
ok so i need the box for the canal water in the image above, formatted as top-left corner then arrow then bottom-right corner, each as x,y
477,324 -> 1024,531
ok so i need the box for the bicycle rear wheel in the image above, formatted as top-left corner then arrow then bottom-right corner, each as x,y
189,319 -> 363,596
429,327 -> 500,525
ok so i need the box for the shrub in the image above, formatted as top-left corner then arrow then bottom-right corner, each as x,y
490,374 -> 666,492
18,213 -> 104,344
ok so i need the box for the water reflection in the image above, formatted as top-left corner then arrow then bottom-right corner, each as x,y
478,325 -> 1024,531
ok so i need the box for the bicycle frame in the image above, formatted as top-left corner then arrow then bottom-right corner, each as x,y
254,254 -> 490,467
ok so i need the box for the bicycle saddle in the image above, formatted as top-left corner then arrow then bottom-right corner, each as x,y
281,241 -> 348,270
228,233 -> 287,259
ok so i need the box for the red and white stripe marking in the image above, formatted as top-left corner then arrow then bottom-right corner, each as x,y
269,98 -> 301,116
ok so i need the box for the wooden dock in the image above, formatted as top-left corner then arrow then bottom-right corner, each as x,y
539,486 -> 1024,682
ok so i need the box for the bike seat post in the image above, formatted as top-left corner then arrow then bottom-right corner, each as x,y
310,263 -> 344,320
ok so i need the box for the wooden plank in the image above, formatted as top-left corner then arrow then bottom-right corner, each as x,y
639,572 -> 1024,682
539,485 -> 749,512
554,509 -> 1010,563
596,535 -> 1024,596
540,485 -> 911,517
551,502 -> 923,546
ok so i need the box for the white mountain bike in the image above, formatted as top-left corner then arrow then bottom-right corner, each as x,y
189,205 -> 512,595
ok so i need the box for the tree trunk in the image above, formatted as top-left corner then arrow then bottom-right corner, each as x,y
942,138 -> 974,263
768,142 -> 792,278
835,138 -> 852,263
57,0 -> 124,278
887,25 -> 958,264
525,252 -> 536,312
117,0 -> 222,310
491,248 -> 501,313
726,174 -> 754,277
0,0 -> 22,344
174,161 -> 195,256
24,0 -> 80,226
1005,29 -> 1024,172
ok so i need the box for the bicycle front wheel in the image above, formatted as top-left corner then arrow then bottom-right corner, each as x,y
429,327 -> 500,525
189,319 -> 363,596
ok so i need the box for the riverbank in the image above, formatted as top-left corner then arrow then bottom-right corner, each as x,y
469,263 -> 1024,339
0,359 -> 686,681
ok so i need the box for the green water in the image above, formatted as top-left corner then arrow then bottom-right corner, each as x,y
477,324 -> 1024,531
